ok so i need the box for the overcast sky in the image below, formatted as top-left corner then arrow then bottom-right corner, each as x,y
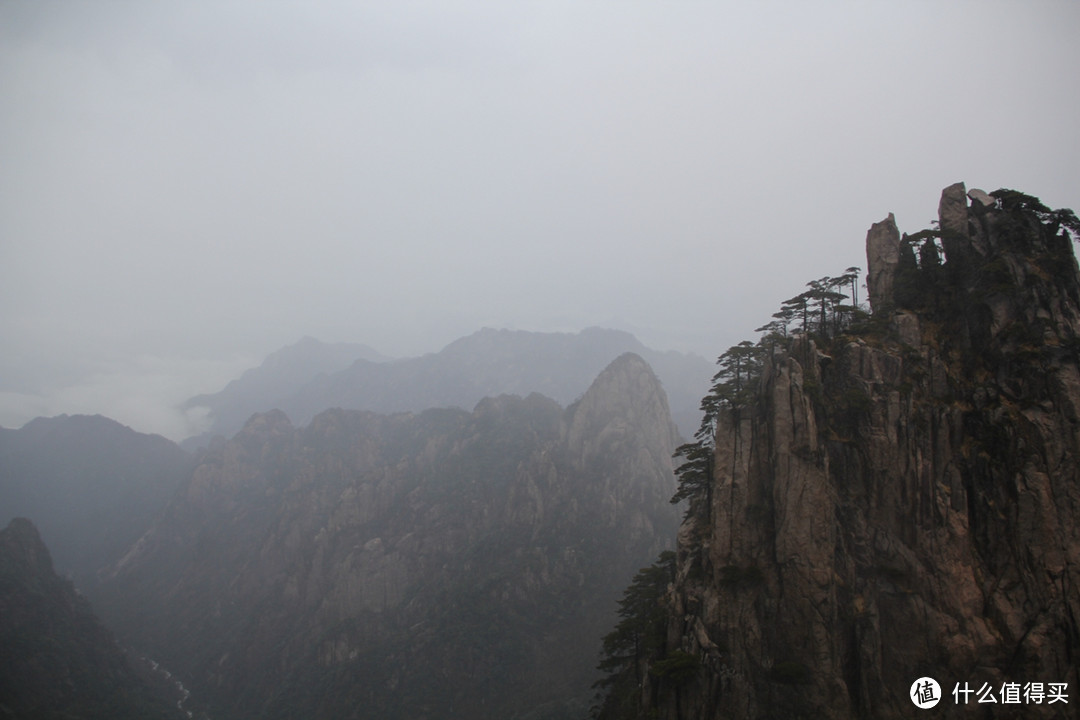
2,1 -> 1079,440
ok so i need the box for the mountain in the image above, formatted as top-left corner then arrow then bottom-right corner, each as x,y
183,336 -> 389,447
0,517 -> 181,720
596,185 -> 1080,718
0,414 -> 191,587
182,327 -> 712,447
93,353 -> 682,720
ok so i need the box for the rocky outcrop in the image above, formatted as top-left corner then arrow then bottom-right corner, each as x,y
865,213 -> 900,313
627,185 -> 1080,719
0,518 -> 180,719
95,353 -> 681,720
939,181 -> 970,243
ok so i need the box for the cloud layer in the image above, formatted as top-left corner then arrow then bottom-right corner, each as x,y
3,1 -> 1079,438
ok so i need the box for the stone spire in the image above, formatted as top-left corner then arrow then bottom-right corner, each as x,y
864,212 -> 900,313
938,181 -> 969,237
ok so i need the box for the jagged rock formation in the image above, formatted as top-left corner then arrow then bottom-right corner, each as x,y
94,353 -> 681,720
0,414 -> 191,588
182,327 -> 712,448
604,185 -> 1080,719
0,518 -> 181,720
865,212 -> 900,313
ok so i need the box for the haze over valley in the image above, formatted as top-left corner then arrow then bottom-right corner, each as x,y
3,2 -> 1079,441
2,3 -> 1080,719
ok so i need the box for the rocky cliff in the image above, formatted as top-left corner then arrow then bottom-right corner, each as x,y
599,185 -> 1080,719
94,353 -> 681,720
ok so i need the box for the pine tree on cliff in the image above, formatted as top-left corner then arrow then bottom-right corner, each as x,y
671,341 -> 763,509
595,184 -> 1080,720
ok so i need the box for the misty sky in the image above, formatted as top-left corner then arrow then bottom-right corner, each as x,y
3,1 -> 1079,440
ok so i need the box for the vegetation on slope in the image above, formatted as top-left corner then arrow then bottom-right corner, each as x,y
592,188 -> 1080,719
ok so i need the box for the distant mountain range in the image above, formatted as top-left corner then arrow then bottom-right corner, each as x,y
0,414 -> 192,588
183,336 -> 389,443
182,327 -> 712,448
94,353 -> 682,719
0,352 -> 685,719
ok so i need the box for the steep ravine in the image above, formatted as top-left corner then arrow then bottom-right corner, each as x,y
600,184 -> 1080,719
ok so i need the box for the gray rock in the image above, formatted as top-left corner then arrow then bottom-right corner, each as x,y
967,187 -> 996,207
938,180 -> 969,236
939,181 -> 987,260
631,183 -> 1080,720
865,212 -> 900,313
94,354 -> 682,720
893,309 -> 921,347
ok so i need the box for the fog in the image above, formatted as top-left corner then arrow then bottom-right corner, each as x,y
2,1 -> 1079,440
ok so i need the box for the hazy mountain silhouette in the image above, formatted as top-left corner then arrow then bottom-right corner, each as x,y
183,327 -> 711,449
0,414 -> 191,588
183,336 -> 389,446
95,353 -> 682,720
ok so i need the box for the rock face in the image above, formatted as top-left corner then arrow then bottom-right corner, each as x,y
0,518 -> 180,719
865,212 -> 900,312
617,186 -> 1080,718
94,353 -> 681,720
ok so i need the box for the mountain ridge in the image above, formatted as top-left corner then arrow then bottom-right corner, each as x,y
94,352 -> 683,720
0,517 -> 182,719
596,184 -> 1080,719
0,414 -> 191,587
183,336 -> 389,441
182,327 -> 712,449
